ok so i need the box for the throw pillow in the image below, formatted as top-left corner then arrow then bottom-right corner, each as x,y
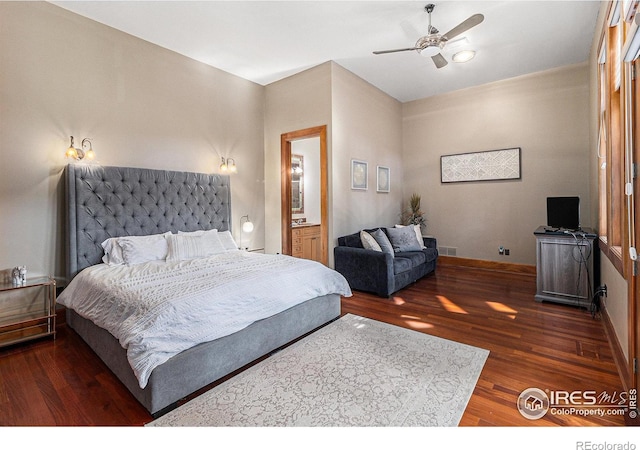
360,230 -> 382,252
178,228 -> 238,251
386,226 -> 422,252
101,237 -> 125,266
217,230 -> 239,251
371,228 -> 395,257
117,232 -> 171,265
166,231 -> 226,261
395,224 -> 425,249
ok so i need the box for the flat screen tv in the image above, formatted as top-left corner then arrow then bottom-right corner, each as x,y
547,196 -> 580,230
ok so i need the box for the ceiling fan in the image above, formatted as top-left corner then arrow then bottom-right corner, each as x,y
373,4 -> 484,69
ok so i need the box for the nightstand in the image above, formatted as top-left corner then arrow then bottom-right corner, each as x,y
0,276 -> 56,347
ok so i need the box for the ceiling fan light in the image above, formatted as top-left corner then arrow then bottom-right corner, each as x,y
418,46 -> 440,57
452,50 -> 476,63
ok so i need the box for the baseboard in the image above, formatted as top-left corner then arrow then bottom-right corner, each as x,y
600,304 -> 632,392
438,255 -> 536,276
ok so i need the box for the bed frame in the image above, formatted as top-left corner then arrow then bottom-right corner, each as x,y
64,164 -> 340,417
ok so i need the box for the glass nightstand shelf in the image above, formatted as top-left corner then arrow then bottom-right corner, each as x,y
0,276 -> 56,347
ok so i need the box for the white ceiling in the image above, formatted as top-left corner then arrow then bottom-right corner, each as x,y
52,0 -> 601,103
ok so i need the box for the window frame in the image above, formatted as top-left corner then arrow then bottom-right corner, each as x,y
599,3 -> 627,276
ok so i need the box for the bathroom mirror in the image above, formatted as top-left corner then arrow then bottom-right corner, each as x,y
291,154 -> 304,214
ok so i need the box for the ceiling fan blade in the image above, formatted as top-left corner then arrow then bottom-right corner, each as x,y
373,47 -> 418,55
432,53 -> 448,69
442,13 -> 484,41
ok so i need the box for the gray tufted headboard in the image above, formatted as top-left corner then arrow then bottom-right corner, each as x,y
65,164 -> 231,281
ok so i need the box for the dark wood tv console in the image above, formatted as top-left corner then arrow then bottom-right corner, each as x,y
534,226 -> 597,309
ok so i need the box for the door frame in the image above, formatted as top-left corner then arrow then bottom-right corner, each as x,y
280,125 -> 328,265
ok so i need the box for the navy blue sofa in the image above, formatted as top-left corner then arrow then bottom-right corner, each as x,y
334,228 -> 438,297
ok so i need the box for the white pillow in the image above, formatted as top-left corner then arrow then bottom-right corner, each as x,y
178,229 -> 238,251
360,230 -> 382,252
101,237 -> 125,266
395,224 -> 425,249
218,230 -> 239,251
118,232 -> 171,265
166,231 -> 226,261
177,229 -> 214,236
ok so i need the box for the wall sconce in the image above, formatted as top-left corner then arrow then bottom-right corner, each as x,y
220,157 -> 237,174
239,214 -> 254,250
65,136 -> 95,161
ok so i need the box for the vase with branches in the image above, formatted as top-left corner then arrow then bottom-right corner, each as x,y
400,193 -> 426,229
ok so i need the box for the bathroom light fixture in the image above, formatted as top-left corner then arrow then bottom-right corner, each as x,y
452,50 -> 476,63
220,157 -> 237,174
239,214 -> 254,250
65,136 -> 95,161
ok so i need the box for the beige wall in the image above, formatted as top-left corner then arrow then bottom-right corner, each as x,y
263,62 -> 403,264
600,257 -> 629,360
263,63 -> 333,255
402,63 -> 591,265
0,2 -> 265,281
330,63 -> 404,242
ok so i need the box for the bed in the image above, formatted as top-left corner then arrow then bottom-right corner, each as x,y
60,164 -> 349,417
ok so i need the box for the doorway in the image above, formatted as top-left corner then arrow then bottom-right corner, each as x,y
280,125 -> 328,265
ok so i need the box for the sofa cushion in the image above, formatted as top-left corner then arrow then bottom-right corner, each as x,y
360,230 -> 382,252
386,226 -> 422,252
371,228 -> 394,257
396,251 -> 427,266
422,247 -> 438,263
393,256 -> 413,274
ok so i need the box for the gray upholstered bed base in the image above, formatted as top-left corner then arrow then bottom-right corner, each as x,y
67,293 -> 341,416
63,164 -> 341,417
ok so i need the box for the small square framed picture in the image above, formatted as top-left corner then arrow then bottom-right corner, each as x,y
376,166 -> 390,193
351,159 -> 368,190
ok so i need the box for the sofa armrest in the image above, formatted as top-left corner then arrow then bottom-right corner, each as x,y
334,246 -> 395,297
423,236 -> 437,250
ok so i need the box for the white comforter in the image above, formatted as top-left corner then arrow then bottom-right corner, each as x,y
58,251 -> 352,388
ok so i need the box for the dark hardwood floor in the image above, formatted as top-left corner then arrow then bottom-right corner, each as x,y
0,265 -> 627,426
342,265 -> 626,426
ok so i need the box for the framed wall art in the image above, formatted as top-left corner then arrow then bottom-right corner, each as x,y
440,147 -> 521,183
351,159 -> 368,190
376,166 -> 390,193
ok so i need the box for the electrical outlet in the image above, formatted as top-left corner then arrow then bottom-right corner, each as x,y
505,249 -> 510,256
499,246 -> 505,255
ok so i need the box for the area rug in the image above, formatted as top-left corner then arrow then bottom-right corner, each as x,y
147,314 -> 489,427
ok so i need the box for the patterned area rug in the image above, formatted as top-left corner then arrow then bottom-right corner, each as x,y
147,314 -> 489,427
